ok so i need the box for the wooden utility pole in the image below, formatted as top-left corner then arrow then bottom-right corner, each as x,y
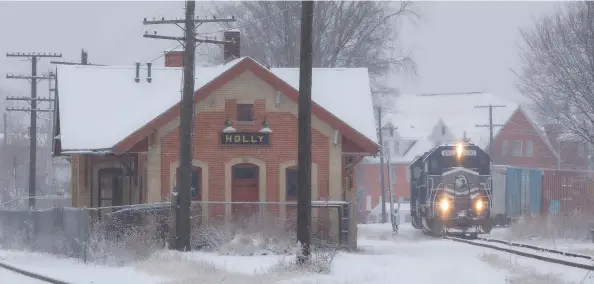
5,52 -> 62,210
143,1 -> 235,252
297,0 -> 314,264
376,106 -> 387,223
475,104 -> 505,157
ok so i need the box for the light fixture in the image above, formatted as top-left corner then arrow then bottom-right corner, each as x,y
222,118 -> 236,133
260,117 -> 272,133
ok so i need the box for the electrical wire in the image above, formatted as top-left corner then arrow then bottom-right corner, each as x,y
104,2 -> 180,59
143,43 -> 183,66
198,2 -> 300,36
140,2 -> 300,65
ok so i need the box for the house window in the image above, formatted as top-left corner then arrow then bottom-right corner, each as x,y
176,167 -> 201,200
441,125 -> 446,135
236,104 -> 254,122
502,140 -> 508,156
512,140 -> 523,156
526,140 -> 534,157
286,167 -> 298,199
394,140 -> 400,155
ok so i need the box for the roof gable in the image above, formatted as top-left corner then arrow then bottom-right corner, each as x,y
56,57 -> 378,155
493,106 -> 558,159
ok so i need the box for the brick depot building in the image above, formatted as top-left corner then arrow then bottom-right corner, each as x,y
53,32 -> 379,242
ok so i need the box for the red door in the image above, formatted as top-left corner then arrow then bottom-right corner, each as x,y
232,164 -> 259,221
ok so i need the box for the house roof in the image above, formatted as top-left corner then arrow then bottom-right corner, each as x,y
56,57 -> 378,154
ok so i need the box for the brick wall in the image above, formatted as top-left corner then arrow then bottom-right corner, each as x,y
151,71 -> 344,217
492,109 -> 558,168
356,162 -> 410,213
159,99 -> 331,202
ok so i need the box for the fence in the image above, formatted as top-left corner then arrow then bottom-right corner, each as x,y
0,201 -> 351,266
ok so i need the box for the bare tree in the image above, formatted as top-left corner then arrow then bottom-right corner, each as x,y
516,2 -> 594,149
203,1 -> 419,105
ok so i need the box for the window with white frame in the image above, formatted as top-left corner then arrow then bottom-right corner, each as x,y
394,140 -> 400,155
512,140 -> 523,156
526,140 -> 534,157
502,140 -> 508,156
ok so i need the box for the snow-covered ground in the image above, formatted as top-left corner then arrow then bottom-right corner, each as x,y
486,225 -> 594,258
0,250 -> 166,284
2,224 -> 594,283
0,267 -> 46,284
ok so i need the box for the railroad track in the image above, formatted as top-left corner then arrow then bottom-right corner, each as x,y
445,235 -> 594,271
0,259 -> 71,284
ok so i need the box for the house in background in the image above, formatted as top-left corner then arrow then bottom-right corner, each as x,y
356,91 -> 591,221
488,107 -> 589,170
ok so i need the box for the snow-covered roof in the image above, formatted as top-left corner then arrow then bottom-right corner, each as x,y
56,57 -> 376,151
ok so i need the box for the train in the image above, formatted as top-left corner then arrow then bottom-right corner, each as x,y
409,142 -> 493,237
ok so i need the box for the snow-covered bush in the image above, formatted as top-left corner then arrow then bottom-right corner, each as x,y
272,242 -> 338,274
507,212 -> 594,241
192,213 -> 297,255
83,215 -> 164,266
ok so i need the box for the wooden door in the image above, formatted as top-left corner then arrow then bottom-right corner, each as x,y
231,164 -> 259,221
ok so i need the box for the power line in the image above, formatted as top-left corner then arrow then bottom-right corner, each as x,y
139,3 -> 299,66
104,2 -> 181,59
199,2 -> 300,36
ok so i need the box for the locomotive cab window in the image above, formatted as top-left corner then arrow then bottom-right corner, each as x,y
412,166 -> 421,180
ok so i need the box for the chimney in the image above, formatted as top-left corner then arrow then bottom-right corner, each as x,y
223,29 -> 240,63
164,50 -> 184,67
81,49 -> 88,65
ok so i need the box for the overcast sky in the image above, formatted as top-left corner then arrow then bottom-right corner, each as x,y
0,1 -> 561,103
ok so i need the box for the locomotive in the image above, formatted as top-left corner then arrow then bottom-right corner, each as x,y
409,142 -> 493,237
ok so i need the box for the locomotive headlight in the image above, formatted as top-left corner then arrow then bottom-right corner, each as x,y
439,198 -> 450,212
456,143 -> 464,159
475,199 -> 484,212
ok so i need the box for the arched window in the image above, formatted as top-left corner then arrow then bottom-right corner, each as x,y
176,166 -> 201,200
286,166 -> 298,200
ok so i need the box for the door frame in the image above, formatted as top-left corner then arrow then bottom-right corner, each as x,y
98,167 -> 124,208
